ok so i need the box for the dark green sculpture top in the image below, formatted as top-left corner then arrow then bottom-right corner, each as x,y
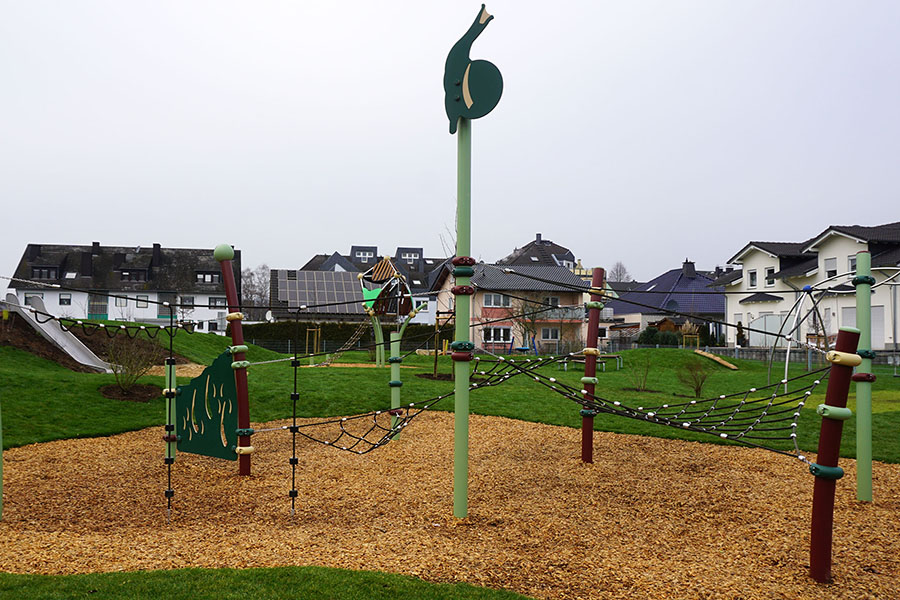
444,4 -> 503,134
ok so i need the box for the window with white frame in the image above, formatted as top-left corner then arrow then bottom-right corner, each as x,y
115,295 -> 128,307
59,293 -> 71,306
541,327 -> 560,340
747,270 -> 758,288
414,299 -> 428,311
401,252 -> 419,264
597,327 -> 607,339
483,326 -> 511,343
31,267 -> 58,280
181,296 -> 195,308
355,251 -> 374,263
209,297 -> 227,308
848,255 -> 857,274
483,293 -> 511,307
824,257 -> 837,278
765,267 -> 775,287
136,295 -> 149,308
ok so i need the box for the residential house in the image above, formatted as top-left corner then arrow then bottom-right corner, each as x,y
719,222 -> 900,350
9,242 -> 240,331
601,260 -> 725,349
432,263 -> 588,354
496,233 -> 576,269
269,245 -> 448,324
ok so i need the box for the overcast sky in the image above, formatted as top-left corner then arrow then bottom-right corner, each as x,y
2,1 -> 898,288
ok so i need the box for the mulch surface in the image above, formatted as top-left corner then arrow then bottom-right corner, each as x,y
1,412 -> 898,599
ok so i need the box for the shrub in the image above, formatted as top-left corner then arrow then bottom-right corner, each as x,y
636,327 -> 659,345
625,354 -> 652,391
677,359 -> 713,398
107,336 -> 165,395
658,331 -> 680,347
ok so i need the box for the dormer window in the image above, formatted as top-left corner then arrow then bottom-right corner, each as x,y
31,267 -> 58,280
196,272 -> 221,284
401,252 -> 419,264
356,251 -> 374,263
121,270 -> 147,282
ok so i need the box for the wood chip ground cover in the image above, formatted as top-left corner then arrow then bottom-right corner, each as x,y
1,412 -> 898,599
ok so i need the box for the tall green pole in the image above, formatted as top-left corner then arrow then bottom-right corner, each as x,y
854,251 -> 874,502
389,331 -> 402,429
453,116 -> 473,518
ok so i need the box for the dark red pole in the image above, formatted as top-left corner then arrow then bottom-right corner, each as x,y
809,327 -> 860,583
581,268 -> 605,463
215,244 -> 251,476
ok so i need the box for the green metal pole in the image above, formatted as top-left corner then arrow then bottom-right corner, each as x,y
371,316 -> 385,368
165,360 -> 176,462
855,251 -> 874,502
453,116 -> 472,518
390,331 -> 402,429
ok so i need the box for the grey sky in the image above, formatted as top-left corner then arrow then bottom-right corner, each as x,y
2,1 -> 898,287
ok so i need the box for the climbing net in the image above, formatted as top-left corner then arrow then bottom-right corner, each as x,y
483,351 -> 829,459
253,354 -> 564,453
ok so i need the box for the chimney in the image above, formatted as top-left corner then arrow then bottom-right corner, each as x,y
682,259 -> 696,278
92,241 -> 101,255
27,244 -> 42,260
81,251 -> 93,277
152,243 -> 162,265
535,233 -> 542,244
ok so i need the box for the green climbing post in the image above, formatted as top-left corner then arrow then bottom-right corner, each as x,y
371,316 -> 385,368
855,251 -> 874,502
165,357 -> 176,462
453,116 -> 472,519
390,331 -> 402,430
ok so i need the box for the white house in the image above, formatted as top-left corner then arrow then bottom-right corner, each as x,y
8,242 -> 241,332
719,223 -> 900,350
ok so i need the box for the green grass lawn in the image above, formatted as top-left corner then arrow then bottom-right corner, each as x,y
2,336 -> 899,462
0,566 -> 532,600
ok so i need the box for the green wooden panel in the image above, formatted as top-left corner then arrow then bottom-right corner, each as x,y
175,351 -> 238,460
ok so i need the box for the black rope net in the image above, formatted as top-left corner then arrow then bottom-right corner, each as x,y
493,353 -> 829,459
255,355 -> 564,454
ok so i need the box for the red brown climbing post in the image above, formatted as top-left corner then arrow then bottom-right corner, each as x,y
580,268 -> 605,463
809,326 -> 860,583
215,244 -> 252,476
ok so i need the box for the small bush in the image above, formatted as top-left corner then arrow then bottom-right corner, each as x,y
677,359 -> 713,398
657,331 -> 680,347
626,355 -> 652,391
636,327 -> 659,345
106,336 -> 165,394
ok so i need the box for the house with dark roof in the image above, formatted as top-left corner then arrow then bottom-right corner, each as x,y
719,222 -> 900,349
602,260 -> 725,348
275,245 -> 448,324
431,263 -> 589,353
8,242 -> 240,331
496,233 -> 576,269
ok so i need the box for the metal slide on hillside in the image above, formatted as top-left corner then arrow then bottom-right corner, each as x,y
3,293 -> 112,373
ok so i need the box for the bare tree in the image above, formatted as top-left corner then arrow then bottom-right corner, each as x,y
241,264 -> 270,320
608,261 -> 631,283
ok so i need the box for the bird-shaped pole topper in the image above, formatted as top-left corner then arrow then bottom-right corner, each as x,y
443,4 -> 503,134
